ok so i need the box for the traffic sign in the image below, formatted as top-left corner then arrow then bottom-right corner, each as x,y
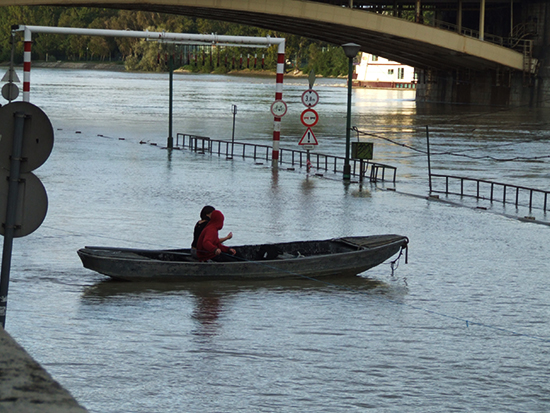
0,102 -> 54,173
1,83 -> 19,101
1,68 -> 20,83
270,100 -> 288,117
0,169 -> 48,237
300,108 -> 319,127
308,70 -> 316,89
301,89 -> 319,107
298,128 -> 319,146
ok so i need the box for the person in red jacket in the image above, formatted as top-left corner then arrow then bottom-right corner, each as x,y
196,210 -> 237,262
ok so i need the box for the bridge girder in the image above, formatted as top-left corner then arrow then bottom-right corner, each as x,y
1,0 -> 524,72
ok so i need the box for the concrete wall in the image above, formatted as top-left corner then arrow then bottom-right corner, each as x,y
0,327 -> 88,413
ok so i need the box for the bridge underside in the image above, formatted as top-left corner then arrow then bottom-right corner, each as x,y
3,0 -> 524,72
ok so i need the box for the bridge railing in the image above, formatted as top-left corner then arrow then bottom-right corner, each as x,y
176,133 -> 397,182
433,19 -> 505,45
432,18 -> 534,55
430,173 -> 549,212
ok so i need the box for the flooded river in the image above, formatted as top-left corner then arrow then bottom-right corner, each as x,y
3,68 -> 550,412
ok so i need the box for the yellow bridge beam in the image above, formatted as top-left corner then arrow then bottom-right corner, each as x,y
0,0 -> 526,71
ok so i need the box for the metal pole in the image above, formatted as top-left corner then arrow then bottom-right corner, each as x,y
167,54 -> 174,149
231,104 -> 237,158
0,112 -> 26,328
8,30 -> 16,103
272,41 -> 285,169
479,0 -> 486,41
426,125 -> 432,193
343,55 -> 353,180
23,28 -> 32,102
457,0 -> 463,33
510,0 -> 513,36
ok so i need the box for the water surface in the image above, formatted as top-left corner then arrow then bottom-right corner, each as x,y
3,68 -> 550,412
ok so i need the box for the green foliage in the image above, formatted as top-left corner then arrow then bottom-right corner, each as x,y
0,6 -> 349,76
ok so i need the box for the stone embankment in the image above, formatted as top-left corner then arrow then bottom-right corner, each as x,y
0,327 -> 88,413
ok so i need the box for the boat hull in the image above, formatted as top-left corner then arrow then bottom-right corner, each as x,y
77,235 -> 408,282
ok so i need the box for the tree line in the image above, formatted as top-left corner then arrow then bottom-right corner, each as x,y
0,6 -> 349,76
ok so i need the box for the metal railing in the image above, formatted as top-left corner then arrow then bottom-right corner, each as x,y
430,174 -> 549,212
176,133 -> 397,182
432,19 -> 534,55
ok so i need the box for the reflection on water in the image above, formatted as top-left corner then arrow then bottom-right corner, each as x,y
81,276 -> 389,339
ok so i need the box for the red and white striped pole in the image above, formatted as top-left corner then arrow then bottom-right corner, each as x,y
23,28 -> 32,102
272,41 -> 285,168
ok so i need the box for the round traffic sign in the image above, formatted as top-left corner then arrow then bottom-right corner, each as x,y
270,100 -> 288,118
2,83 -> 19,101
0,169 -> 48,238
0,101 -> 54,173
301,89 -> 319,107
300,108 -> 319,127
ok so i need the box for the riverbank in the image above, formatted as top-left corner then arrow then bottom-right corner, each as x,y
0,61 -> 322,78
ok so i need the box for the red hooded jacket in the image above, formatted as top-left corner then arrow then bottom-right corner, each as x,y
196,210 -> 230,261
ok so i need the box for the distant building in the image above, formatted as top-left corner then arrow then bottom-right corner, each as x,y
353,53 -> 416,89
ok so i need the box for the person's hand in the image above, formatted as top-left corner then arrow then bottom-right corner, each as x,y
229,248 -> 236,255
215,248 -> 221,255
226,232 -> 233,240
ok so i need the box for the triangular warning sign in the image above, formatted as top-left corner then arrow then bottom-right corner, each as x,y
2,68 -> 20,83
298,128 -> 318,145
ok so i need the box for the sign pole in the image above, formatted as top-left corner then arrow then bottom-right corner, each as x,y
0,112 -> 26,328
8,30 -> 15,102
231,104 -> 237,158
426,125 -> 432,193
167,54 -> 174,149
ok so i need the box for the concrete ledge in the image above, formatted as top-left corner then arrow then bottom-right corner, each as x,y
0,327 -> 88,413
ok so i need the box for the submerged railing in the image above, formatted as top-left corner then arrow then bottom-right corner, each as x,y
176,133 -> 397,183
430,173 -> 549,212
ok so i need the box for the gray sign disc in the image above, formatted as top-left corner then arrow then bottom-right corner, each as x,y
0,169 -> 48,238
0,101 -> 54,173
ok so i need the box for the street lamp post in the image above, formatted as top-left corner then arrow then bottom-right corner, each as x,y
341,43 -> 361,180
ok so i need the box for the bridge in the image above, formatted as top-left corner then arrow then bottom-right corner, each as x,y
1,0 -> 546,105
0,0 -> 528,72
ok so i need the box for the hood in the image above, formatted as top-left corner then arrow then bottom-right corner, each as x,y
208,210 -> 224,230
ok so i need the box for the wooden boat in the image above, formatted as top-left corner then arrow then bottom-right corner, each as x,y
77,235 -> 408,282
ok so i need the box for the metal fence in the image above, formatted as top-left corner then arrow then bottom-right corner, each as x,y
176,133 -> 397,183
430,174 -> 549,212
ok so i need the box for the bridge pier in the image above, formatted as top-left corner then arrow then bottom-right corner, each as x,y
416,0 -> 550,107
416,68 -> 536,107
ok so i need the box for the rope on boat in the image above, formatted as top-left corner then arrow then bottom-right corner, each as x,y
389,245 -> 408,286
389,244 -> 408,276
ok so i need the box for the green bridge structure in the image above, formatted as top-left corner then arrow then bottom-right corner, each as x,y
2,0 -> 549,106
